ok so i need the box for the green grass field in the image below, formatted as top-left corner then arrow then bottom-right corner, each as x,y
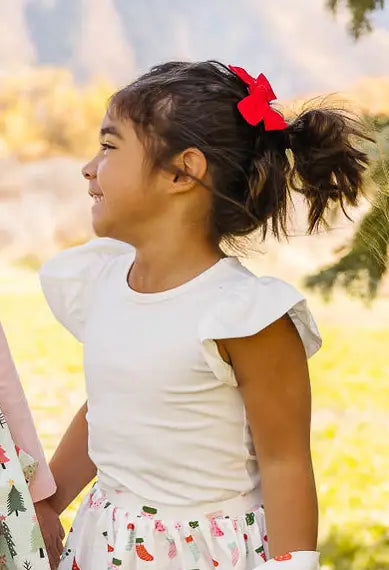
1,269 -> 388,569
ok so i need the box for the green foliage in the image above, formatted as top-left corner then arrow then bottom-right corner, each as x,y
320,525 -> 389,569
305,187 -> 389,300
368,115 -> 389,132
326,0 -> 385,39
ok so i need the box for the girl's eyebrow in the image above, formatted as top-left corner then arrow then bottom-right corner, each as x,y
100,125 -> 124,140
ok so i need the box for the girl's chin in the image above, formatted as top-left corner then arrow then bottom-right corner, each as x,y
91,198 -> 105,212
91,207 -> 112,237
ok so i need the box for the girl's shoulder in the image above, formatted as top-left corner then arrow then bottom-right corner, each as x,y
213,258 -> 315,325
199,261 -> 322,385
40,238 -> 134,341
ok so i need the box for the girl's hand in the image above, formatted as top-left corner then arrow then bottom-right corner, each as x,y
34,499 -> 65,569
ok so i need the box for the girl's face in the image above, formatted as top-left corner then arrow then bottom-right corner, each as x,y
82,112 -> 168,241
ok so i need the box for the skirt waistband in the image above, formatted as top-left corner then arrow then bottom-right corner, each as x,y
96,481 -> 263,521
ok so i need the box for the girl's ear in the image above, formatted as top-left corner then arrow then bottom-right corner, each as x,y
169,148 -> 208,193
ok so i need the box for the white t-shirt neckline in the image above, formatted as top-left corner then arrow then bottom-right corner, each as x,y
120,254 -> 239,303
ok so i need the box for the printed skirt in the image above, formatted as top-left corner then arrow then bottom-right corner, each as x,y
59,482 -> 270,570
0,406 -> 49,569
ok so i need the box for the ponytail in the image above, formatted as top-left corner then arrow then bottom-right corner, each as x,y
287,107 -> 373,233
243,106 -> 373,239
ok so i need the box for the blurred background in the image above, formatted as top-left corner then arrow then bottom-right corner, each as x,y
0,1 -> 388,568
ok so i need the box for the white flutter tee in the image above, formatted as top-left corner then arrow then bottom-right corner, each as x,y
40,238 -> 321,506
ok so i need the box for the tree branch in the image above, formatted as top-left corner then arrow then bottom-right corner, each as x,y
326,0 -> 385,39
304,186 -> 389,300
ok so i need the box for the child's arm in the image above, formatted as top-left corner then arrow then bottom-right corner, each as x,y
48,401 -> 97,515
220,314 -> 318,565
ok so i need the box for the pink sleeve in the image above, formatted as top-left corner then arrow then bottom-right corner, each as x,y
0,323 -> 56,502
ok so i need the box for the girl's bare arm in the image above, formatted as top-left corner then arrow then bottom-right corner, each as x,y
220,315 -> 318,559
48,402 -> 96,515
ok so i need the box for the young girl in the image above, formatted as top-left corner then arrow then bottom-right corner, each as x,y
40,61 -> 370,569
0,323 -> 64,569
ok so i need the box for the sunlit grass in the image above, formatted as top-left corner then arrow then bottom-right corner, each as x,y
1,278 -> 388,568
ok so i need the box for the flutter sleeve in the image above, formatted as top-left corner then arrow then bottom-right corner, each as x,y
199,274 -> 321,386
39,237 -> 133,342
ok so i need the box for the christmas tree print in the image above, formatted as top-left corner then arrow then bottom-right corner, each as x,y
189,520 -> 199,529
7,484 -> 26,517
1,520 -> 16,557
0,446 -> 10,469
23,562 -> 33,570
72,558 -> 80,570
112,558 -> 122,566
0,412 -> 7,429
135,538 -> 153,562
31,521 -> 46,558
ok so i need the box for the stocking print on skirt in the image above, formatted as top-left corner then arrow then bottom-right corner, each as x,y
59,483 -> 270,570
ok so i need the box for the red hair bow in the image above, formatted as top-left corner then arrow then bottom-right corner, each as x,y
228,65 -> 288,131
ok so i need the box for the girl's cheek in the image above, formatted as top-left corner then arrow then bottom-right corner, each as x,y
97,160 -> 109,182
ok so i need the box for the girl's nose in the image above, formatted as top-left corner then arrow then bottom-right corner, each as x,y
82,158 -> 97,180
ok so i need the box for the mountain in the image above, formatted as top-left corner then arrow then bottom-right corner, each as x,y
0,0 -> 388,97
0,0 -> 34,68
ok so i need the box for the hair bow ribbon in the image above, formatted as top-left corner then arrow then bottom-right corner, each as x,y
229,65 -> 288,131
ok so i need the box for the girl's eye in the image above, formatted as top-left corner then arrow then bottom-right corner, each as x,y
100,142 -> 116,151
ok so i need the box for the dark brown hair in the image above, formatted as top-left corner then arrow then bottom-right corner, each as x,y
110,60 -> 372,242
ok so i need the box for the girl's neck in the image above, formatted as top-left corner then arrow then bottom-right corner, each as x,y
127,238 -> 224,295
